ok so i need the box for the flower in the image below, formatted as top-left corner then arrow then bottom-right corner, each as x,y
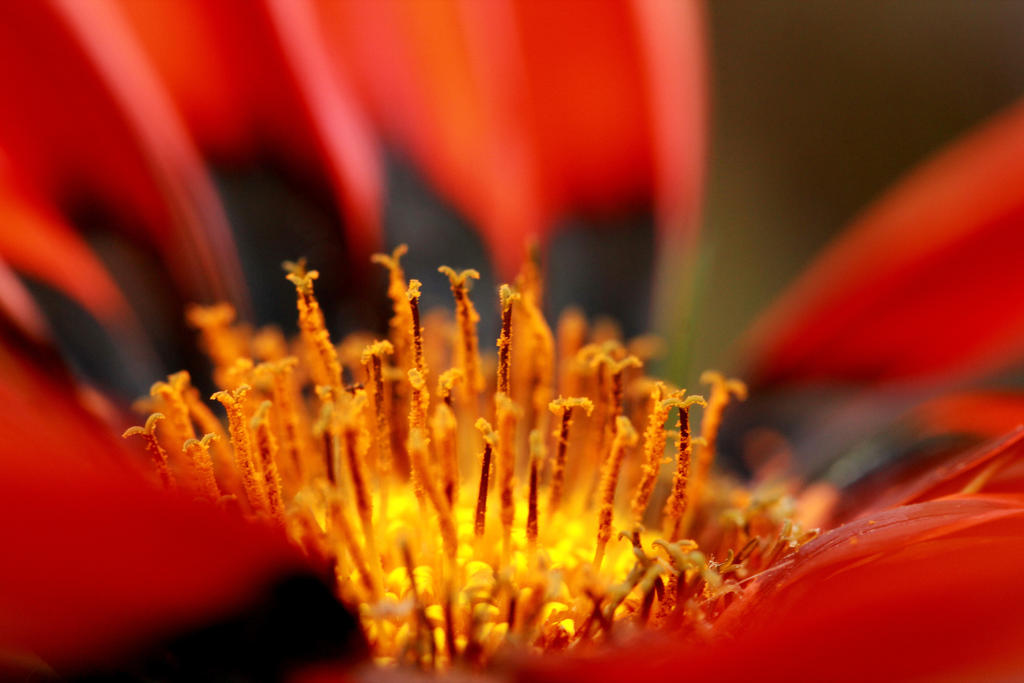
3,2 -> 1024,681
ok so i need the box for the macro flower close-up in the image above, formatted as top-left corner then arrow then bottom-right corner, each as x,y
4,1 -> 1024,681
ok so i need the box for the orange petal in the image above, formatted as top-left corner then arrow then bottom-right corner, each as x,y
526,494 -> 1024,681
0,0 -> 246,308
322,0 -> 705,277
0,348 -> 309,670
746,100 -> 1024,386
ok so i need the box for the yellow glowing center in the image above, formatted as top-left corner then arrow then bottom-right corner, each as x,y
127,246 -> 819,670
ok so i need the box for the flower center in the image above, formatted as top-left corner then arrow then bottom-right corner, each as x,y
127,245 -> 819,670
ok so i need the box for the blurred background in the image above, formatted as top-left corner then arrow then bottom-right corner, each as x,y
3,0 -> 1024,412
695,0 -> 1024,382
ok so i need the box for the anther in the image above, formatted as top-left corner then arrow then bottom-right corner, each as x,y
285,263 -> 342,388
338,392 -> 385,596
181,432 -> 222,501
123,413 -> 175,489
496,284 -> 520,396
211,384 -> 266,513
439,266 -> 484,398
371,244 -> 413,369
149,372 -> 196,452
631,384 -> 693,524
684,372 -> 746,531
547,396 -> 594,513
251,401 -> 285,523
594,415 -> 638,569
255,358 -> 304,483
474,418 -> 497,538
494,393 -> 520,559
408,428 -> 458,561
186,303 -> 245,387
406,279 -> 428,378
433,370 -> 462,506
361,340 -> 394,514
661,394 -> 708,539
526,429 -> 543,552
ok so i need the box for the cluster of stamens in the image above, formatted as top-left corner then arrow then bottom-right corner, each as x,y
126,246 -> 820,670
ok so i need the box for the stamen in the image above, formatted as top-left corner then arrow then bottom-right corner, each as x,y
494,392 -> 521,559
496,284 -> 520,395
406,280 -> 428,378
251,325 -> 289,361
634,565 -> 667,626
211,385 -> 266,513
361,340 -> 394,514
180,378 -> 234,481
433,369 -> 462,506
515,239 -> 544,304
547,396 -> 594,513
587,350 -> 642,504
526,429 -> 543,552
514,260 -> 555,436
149,371 -> 196,453
439,266 -> 484,397
408,367 -> 431,435
327,486 -> 376,599
123,413 -> 175,489
181,433 -> 222,501
637,566 -> 665,626
631,384 -> 692,524
338,392 -> 384,597
314,398 -> 339,485
556,308 -> 588,397
474,418 -> 497,539
602,354 -> 643,421
223,357 -> 255,389
662,394 -> 708,539
140,248 -> 824,670
408,428 -> 458,561
285,261 -> 342,389
594,415 -> 638,569
255,358 -> 304,483
371,245 -> 413,363
685,371 -> 746,530
186,303 -> 245,387
400,539 -> 435,669
251,401 -> 285,523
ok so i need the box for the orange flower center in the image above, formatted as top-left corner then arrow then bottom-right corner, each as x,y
127,245 -> 820,670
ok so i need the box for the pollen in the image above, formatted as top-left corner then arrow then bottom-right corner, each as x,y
132,245 -> 821,670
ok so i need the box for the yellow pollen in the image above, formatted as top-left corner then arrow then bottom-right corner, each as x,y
129,248 -> 824,670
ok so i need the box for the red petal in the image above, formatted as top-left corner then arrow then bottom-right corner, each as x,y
0,350 -> 306,670
0,172 -> 129,324
118,0 -> 382,263
0,0 -> 246,308
631,0 -> 707,243
263,0 -> 382,262
526,495 -> 1024,681
912,391 -> 1024,439
746,100 -> 1024,385
321,0 -> 704,277
846,427 -> 1024,517
0,258 -> 50,341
